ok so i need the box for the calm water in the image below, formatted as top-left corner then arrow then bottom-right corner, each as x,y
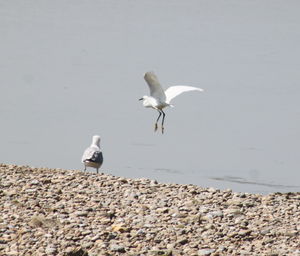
1,1 -> 299,194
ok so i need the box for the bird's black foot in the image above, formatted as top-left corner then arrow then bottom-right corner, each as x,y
154,123 -> 158,132
161,126 -> 164,134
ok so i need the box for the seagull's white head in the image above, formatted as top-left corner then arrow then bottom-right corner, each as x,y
92,135 -> 101,147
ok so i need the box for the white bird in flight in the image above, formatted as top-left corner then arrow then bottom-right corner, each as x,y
139,71 -> 204,133
81,135 -> 103,173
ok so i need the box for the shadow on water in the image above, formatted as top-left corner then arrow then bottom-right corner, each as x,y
131,143 -> 156,147
210,175 -> 300,190
129,166 -> 183,175
154,168 -> 182,174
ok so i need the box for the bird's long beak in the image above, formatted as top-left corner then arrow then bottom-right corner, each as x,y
139,98 -> 143,101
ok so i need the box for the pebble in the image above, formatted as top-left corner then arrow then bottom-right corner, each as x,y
45,245 -> 57,254
110,244 -> 126,252
74,211 -> 88,217
198,248 -> 215,255
30,179 -> 40,185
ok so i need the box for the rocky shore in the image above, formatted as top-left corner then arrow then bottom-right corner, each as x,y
0,164 -> 299,255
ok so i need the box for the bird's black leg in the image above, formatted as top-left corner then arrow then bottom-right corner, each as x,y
97,168 -> 99,174
155,110 -> 162,132
161,110 -> 166,134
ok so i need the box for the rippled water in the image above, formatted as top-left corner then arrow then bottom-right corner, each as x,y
1,1 -> 299,194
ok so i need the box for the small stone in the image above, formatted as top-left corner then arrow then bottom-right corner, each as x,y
81,230 -> 92,236
149,249 -> 172,255
224,208 -> 243,216
150,180 -> 158,186
198,248 -> 215,255
111,224 -> 130,232
83,242 -> 94,248
177,238 -> 189,245
207,210 -> 223,218
227,199 -> 243,207
208,187 -> 217,193
110,244 -> 126,253
135,229 -> 146,236
45,245 -> 57,254
75,211 -> 88,217
91,234 -> 101,241
25,188 -> 37,193
65,247 -> 77,253
238,229 -> 251,236
30,179 -> 40,185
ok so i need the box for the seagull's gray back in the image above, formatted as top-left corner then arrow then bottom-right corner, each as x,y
82,147 -> 103,164
88,151 -> 103,164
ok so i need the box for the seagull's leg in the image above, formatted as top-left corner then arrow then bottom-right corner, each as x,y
97,168 -> 99,174
155,110 -> 162,132
84,166 -> 86,172
161,110 -> 166,134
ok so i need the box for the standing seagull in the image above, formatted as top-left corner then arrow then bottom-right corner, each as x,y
139,71 -> 204,133
81,135 -> 103,174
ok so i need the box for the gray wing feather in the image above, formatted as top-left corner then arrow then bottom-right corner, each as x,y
82,148 -> 103,164
89,151 -> 103,164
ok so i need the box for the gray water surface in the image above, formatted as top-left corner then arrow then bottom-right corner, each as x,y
1,1 -> 300,194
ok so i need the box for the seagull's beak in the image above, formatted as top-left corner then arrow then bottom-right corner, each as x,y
139,98 -> 143,101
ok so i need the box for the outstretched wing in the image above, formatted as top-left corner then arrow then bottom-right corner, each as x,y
165,85 -> 204,104
144,72 -> 166,102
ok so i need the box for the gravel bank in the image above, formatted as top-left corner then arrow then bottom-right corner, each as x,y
1,164 -> 299,255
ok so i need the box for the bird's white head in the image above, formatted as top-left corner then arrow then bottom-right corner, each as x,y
139,95 -> 154,108
92,135 -> 101,147
139,95 -> 147,101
